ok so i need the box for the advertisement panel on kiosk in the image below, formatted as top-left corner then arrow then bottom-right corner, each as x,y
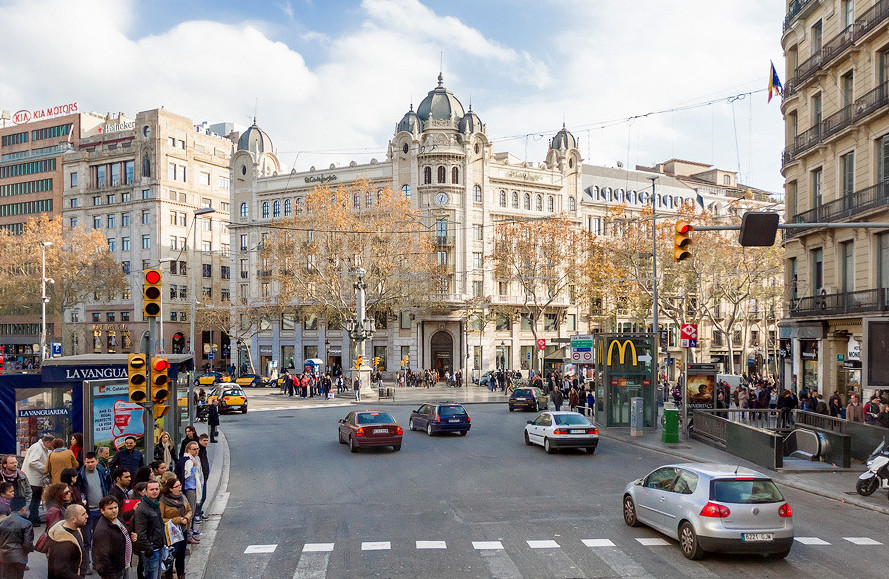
85,380 -> 146,452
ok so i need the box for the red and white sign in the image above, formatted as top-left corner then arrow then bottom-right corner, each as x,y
571,351 -> 582,361
536,338 -> 546,351
583,351 -> 593,362
680,323 -> 698,348
12,102 -> 79,125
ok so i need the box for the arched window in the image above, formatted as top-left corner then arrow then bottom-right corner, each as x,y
615,189 -> 624,203
261,202 -> 269,218
239,202 -> 248,218
500,190 -> 507,207
592,186 -> 599,199
547,196 -> 554,212
284,199 -> 292,216
142,153 -> 151,178
604,187 -> 612,202
451,167 -> 459,184
523,193 -> 531,210
354,194 -> 360,208
473,184 -> 482,202
402,184 -> 411,200
437,166 -> 446,183
423,167 -> 432,184
535,195 -> 542,211
366,190 -> 373,206
377,188 -> 383,202
512,192 -> 519,208
273,200 -> 281,218
295,198 -> 303,214
723,175 -> 731,185
568,196 -> 576,211
627,190 -> 637,204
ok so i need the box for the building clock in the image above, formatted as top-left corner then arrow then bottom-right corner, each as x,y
434,192 -> 449,206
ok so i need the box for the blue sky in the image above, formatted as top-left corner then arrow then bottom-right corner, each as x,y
0,0 -> 787,192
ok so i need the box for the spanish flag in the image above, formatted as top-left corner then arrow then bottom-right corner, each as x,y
768,61 -> 783,103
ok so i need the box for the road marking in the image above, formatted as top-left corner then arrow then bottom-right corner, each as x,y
636,538 -> 670,546
244,544 -> 277,553
589,546 -> 653,578
303,543 -> 335,552
416,540 -> 447,549
361,541 -> 391,550
473,541 -> 504,550
582,539 -> 615,547
844,537 -> 882,545
527,539 -> 560,549
292,552 -> 331,579
795,537 -> 830,545
477,547 -> 522,578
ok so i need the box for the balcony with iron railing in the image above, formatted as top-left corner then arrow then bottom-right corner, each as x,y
789,287 -> 889,318
783,0 -> 818,33
788,180 -> 889,236
782,82 -> 889,166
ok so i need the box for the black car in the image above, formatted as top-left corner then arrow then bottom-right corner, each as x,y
408,403 -> 471,436
509,387 -> 548,412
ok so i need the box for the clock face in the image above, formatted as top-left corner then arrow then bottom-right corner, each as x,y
435,192 -> 449,206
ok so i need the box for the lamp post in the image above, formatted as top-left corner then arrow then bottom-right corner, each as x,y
324,338 -> 330,372
346,267 -> 375,397
189,208 -> 216,375
648,175 -> 660,363
40,241 -> 53,363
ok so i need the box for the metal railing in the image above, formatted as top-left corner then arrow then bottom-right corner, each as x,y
793,410 -> 847,433
790,180 -> 889,232
790,288 -> 889,317
783,0 -> 817,32
795,25 -> 855,85
692,410 -> 728,447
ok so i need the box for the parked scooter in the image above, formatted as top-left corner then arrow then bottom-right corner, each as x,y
856,441 -> 889,496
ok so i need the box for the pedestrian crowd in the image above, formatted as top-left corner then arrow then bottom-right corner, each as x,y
0,422 -> 216,579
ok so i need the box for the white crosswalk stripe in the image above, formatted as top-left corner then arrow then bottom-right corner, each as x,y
636,537 -> 670,546
244,544 -> 277,553
582,539 -> 616,547
303,543 -> 335,552
473,540 -> 504,550
844,537 -> 882,545
796,537 -> 831,545
526,539 -> 560,548
416,540 -> 447,549
361,541 -> 391,550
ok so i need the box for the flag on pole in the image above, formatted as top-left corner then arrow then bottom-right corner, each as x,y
768,61 -> 783,103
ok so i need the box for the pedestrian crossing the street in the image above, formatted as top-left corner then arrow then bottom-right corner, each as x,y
241,533 -> 886,578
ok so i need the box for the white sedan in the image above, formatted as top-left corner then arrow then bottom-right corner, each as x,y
524,411 -> 599,454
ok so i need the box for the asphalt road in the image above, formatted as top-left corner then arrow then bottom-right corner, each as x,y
208,402 -> 889,578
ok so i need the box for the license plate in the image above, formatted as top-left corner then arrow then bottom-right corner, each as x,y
449,419 -> 460,423
742,533 -> 774,542
373,428 -> 388,434
517,397 -> 527,401
570,429 -> 586,434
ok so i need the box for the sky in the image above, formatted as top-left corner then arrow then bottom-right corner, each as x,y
0,0 -> 787,194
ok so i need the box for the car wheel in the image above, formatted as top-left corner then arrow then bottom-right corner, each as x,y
409,418 -> 416,431
426,423 -> 433,436
393,444 -> 402,452
338,430 -> 344,444
544,437 -> 554,454
349,436 -> 358,453
524,431 -> 532,446
587,447 -> 596,455
459,430 -> 468,436
509,405 -> 514,412
679,521 -> 705,560
242,408 -> 248,414
623,495 -> 639,527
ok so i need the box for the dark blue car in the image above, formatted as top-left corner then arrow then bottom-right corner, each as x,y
408,403 -> 471,436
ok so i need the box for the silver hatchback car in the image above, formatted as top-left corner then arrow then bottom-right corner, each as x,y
622,463 -> 794,560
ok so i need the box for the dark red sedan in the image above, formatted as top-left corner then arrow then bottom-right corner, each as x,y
338,410 -> 403,452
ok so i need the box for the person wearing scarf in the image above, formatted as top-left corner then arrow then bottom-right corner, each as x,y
158,477 -> 192,579
92,495 -> 133,579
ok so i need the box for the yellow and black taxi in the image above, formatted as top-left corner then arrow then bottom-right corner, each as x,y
209,385 -> 248,413
235,373 -> 267,388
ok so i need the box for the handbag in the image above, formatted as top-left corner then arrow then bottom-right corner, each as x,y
165,518 -> 185,545
35,531 -> 50,554
160,545 -> 176,572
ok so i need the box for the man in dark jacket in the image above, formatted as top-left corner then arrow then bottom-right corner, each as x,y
78,452 -> 112,574
133,481 -> 165,579
107,437 -> 143,480
0,497 -> 33,579
91,496 -> 132,579
46,503 -> 87,579
195,434 -> 210,520
108,469 -> 131,507
208,399 -> 220,443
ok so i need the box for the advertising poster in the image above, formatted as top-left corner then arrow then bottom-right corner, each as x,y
686,373 -> 715,410
92,382 -> 145,450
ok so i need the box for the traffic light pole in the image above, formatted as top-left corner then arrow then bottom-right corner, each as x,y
144,317 -> 156,464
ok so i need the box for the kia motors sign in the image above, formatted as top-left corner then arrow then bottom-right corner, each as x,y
13,101 -> 79,124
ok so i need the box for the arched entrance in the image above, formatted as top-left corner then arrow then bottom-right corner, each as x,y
430,331 -> 453,375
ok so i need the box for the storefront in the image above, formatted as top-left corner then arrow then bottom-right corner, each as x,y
0,354 -> 190,456
800,340 -> 819,392
593,334 -> 656,428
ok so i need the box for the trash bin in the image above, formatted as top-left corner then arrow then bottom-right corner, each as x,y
662,403 -> 679,443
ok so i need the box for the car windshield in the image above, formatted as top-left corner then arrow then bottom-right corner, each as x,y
222,390 -> 244,397
439,405 -> 466,416
711,479 -> 784,504
515,390 -> 533,396
554,414 -> 591,426
357,412 -> 395,425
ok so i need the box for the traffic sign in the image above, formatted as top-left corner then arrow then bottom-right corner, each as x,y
680,323 -> 698,348
537,338 -> 546,351
571,351 -> 582,361
582,351 -> 592,361
208,352 -> 215,360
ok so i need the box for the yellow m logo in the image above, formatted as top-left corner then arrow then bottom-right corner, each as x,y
607,339 -> 637,366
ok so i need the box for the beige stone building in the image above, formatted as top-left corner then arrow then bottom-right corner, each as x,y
780,0 -> 889,398
62,109 -> 235,363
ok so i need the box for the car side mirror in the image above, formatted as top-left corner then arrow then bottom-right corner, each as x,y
527,420 -> 533,425
634,478 -> 643,486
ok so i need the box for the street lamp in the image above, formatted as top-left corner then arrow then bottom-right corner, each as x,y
648,175 -> 660,357
190,207 -> 216,375
346,267 -> 375,397
40,241 -> 54,363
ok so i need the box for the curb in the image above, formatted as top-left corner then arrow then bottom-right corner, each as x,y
189,428 -> 231,579
599,431 -> 889,516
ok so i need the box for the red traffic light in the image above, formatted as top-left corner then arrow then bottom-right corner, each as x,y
145,270 -> 161,284
152,358 -> 170,372
676,222 -> 692,234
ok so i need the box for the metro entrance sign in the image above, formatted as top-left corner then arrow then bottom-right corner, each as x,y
536,338 -> 546,351
680,324 -> 698,348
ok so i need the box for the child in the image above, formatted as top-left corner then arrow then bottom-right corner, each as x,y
0,481 -> 14,517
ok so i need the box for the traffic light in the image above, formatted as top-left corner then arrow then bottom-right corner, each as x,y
154,405 -> 170,419
150,357 -> 170,404
372,356 -> 380,367
354,355 -> 363,369
673,221 -> 693,262
143,269 -> 162,317
127,353 -> 148,403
